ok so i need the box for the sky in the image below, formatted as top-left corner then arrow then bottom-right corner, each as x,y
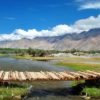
0,0 -> 100,40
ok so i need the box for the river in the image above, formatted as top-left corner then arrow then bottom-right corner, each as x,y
0,57 -> 95,100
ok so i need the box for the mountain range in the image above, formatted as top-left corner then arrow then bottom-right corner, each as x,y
0,28 -> 100,50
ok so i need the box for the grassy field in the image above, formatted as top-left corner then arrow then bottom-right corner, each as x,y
56,62 -> 100,71
0,53 -> 7,57
12,55 -> 55,61
13,54 -> 100,62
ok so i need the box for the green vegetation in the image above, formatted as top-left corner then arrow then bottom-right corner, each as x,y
13,55 -> 55,61
0,87 -> 27,100
83,87 -> 100,97
64,49 -> 100,54
56,62 -> 100,71
0,53 -> 7,56
0,48 -> 60,57
72,80 -> 100,97
0,48 -> 100,57
0,87 -> 26,96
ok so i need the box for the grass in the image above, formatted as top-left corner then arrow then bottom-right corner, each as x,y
56,62 -> 100,71
71,81 -> 100,97
83,87 -> 100,97
12,54 -> 100,62
0,87 -> 27,100
12,55 -> 55,61
0,87 -> 26,96
0,53 -> 7,57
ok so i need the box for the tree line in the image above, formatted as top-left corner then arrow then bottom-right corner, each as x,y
0,48 -> 60,57
0,48 -> 100,57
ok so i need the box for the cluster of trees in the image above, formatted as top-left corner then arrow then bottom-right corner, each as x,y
0,48 -> 60,57
86,50 -> 100,54
64,49 -> 80,54
0,48 -> 100,57
27,48 -> 60,57
64,49 -> 100,54
27,48 -> 47,57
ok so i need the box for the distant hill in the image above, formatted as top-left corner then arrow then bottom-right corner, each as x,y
0,28 -> 100,50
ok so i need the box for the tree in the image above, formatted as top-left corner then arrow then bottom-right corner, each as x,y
27,48 -> 33,55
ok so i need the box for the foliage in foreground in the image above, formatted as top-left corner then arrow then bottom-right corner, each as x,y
0,87 -> 27,100
83,87 -> 100,97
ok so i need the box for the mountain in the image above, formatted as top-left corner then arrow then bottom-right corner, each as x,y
0,28 -> 100,50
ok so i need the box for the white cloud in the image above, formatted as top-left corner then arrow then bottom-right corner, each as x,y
72,15 -> 100,31
78,1 -> 100,10
0,15 -> 100,41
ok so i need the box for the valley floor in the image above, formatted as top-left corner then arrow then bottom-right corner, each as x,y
0,54 -> 100,99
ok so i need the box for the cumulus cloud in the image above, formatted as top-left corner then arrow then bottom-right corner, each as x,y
72,15 -> 100,31
80,2 -> 100,10
0,15 -> 100,41
78,0 -> 100,10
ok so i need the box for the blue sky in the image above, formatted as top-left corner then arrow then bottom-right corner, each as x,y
0,0 -> 100,40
